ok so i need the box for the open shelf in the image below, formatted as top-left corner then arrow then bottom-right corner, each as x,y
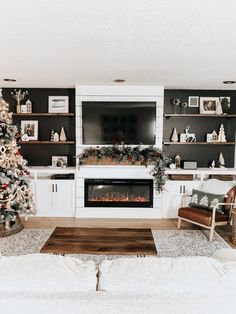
164,113 -> 236,118
13,113 -> 74,117
18,141 -> 75,144
163,141 -> 236,145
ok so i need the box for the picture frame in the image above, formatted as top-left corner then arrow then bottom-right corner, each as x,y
48,96 -> 69,113
220,96 -> 230,102
199,97 -> 219,114
21,120 -> 38,140
51,156 -> 68,168
188,96 -> 199,107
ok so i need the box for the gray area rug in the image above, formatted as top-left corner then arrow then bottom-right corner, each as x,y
0,229 -> 230,263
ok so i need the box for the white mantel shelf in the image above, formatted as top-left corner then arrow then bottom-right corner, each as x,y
165,168 -> 236,175
29,167 -> 76,174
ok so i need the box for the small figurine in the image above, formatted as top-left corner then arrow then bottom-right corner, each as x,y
21,133 -> 29,141
50,129 -> 55,141
211,160 -> 215,168
218,124 -> 226,142
212,130 -> 218,142
170,128 -> 178,142
25,99 -> 32,113
180,125 -> 196,142
174,154 -> 181,169
216,100 -> 223,115
218,152 -> 225,168
53,132 -> 59,142
59,126 -> 67,142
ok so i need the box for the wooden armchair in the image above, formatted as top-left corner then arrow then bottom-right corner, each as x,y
177,186 -> 236,241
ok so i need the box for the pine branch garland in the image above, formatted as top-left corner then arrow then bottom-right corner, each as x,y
78,145 -> 170,192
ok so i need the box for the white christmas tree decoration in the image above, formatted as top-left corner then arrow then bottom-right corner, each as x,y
199,196 -> 208,207
60,126 -> 67,142
0,89 -> 35,225
218,152 -> 225,168
216,100 -> 223,115
191,194 -> 198,204
218,124 -> 226,142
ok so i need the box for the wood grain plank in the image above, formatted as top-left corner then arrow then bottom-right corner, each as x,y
40,227 -> 157,255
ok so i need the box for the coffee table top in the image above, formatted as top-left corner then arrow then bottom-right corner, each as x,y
40,227 -> 157,255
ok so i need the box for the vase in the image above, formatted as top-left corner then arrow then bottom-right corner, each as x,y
0,212 -> 24,237
16,102 -> 21,113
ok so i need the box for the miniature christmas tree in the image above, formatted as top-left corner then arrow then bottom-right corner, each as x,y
218,152 -> 225,168
216,100 -> 223,115
218,124 -> 226,142
0,89 -> 35,228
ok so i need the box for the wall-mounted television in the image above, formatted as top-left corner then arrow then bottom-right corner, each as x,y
82,101 -> 156,145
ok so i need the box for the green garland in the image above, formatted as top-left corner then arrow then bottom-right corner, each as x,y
78,145 -> 170,192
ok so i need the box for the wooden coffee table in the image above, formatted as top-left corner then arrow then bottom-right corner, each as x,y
40,227 -> 157,255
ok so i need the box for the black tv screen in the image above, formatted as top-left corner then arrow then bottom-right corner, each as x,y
82,102 -> 156,145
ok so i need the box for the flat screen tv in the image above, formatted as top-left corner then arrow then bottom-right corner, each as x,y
82,101 -> 156,145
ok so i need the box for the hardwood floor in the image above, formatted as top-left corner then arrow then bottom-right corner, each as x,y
22,217 -> 236,248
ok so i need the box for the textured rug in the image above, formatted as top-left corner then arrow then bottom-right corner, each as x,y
0,229 -> 230,262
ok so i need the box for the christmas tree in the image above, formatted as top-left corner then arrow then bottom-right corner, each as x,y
218,124 -> 226,142
0,89 -> 35,226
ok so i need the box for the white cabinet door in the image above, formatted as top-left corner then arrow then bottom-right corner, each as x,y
36,180 -> 54,216
36,180 -> 75,217
162,181 -> 201,218
52,180 -> 75,217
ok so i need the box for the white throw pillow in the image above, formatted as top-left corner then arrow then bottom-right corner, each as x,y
201,179 -> 235,195
98,257 -> 226,292
0,254 -> 97,292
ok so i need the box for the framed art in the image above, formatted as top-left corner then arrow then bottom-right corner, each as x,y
48,96 -> 69,113
52,156 -> 68,168
199,97 -> 219,114
188,96 -> 199,107
21,120 -> 38,140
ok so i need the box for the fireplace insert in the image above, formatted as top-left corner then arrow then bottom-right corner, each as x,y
85,179 -> 153,208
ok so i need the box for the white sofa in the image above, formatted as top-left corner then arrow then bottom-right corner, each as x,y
0,252 -> 236,314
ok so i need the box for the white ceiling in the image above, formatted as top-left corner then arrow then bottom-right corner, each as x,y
1,0 -> 236,89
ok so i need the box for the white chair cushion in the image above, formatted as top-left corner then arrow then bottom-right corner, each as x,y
0,254 -> 97,293
201,179 -> 235,195
98,257 -> 226,292
212,248 -> 236,263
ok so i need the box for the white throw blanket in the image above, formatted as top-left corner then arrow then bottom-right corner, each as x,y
0,290 -> 235,314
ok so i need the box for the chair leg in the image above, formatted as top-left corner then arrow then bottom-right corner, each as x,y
209,226 -> 214,241
177,218 -> 182,229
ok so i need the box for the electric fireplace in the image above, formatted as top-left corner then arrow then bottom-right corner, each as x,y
85,179 -> 153,208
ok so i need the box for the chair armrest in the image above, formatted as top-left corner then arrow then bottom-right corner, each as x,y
211,202 -> 236,223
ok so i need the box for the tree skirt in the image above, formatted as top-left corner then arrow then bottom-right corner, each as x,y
0,229 -> 230,262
